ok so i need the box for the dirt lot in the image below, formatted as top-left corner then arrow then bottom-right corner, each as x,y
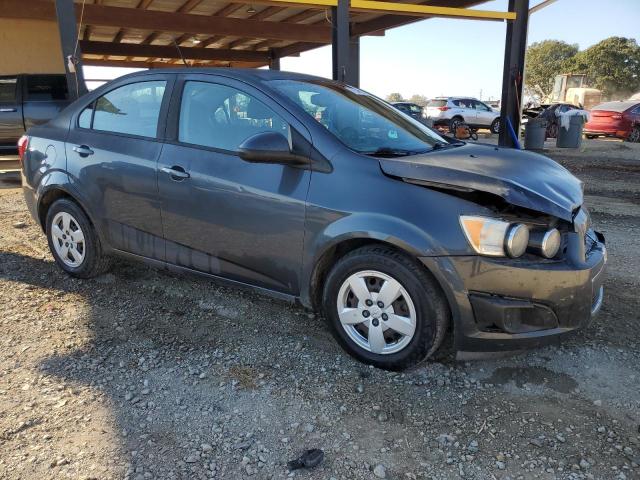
1,139 -> 639,480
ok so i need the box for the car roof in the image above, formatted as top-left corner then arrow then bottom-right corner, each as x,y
592,101 -> 639,112
115,67 -> 329,84
433,96 -> 478,100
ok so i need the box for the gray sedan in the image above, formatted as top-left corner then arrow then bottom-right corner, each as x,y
20,69 -> 606,370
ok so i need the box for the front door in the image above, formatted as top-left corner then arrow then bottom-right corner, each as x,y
157,75 -> 311,295
65,76 -> 172,259
474,100 -> 496,127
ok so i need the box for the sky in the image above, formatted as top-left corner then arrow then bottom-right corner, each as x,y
84,0 -> 640,100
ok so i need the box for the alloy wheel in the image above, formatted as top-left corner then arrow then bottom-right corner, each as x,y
50,211 -> 86,268
336,270 -> 417,355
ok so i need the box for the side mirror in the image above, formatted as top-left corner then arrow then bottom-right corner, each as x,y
238,131 -> 310,167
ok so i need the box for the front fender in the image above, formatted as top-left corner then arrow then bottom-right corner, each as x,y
299,212 -> 450,309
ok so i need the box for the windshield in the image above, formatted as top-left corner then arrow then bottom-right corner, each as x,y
269,80 -> 449,155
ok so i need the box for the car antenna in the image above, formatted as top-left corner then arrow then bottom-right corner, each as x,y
172,37 -> 190,67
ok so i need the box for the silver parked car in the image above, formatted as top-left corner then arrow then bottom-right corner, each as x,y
425,96 -> 501,134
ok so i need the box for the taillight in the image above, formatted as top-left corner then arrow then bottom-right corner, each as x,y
17,135 -> 29,163
438,106 -> 450,111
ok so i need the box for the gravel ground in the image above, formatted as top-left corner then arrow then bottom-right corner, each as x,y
1,140 -> 639,480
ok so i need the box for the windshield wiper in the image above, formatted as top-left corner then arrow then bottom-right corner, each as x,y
364,147 -> 428,157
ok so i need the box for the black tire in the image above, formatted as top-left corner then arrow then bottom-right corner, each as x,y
585,134 -> 597,139
628,126 -> 640,143
322,245 -> 450,370
46,198 -> 111,278
449,116 -> 464,133
490,118 -> 501,135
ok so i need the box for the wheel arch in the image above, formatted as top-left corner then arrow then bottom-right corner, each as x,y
305,235 -> 447,313
37,186 -> 97,236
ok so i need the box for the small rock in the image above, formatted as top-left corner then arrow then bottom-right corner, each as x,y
13,221 -> 27,229
580,459 -> 590,470
496,461 -> 505,470
373,464 -> 387,478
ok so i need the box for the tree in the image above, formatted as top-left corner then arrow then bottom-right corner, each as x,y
525,40 -> 579,94
566,37 -> 640,97
408,94 -> 429,107
386,92 -> 404,102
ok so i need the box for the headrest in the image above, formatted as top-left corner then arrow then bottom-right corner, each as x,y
246,99 -> 274,120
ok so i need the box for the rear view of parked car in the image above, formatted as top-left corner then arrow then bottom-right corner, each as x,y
20,69 -> 606,370
584,101 -> 640,142
392,102 -> 424,121
425,96 -> 501,134
0,74 -> 71,152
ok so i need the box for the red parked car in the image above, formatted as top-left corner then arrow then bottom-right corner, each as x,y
584,101 -> 640,142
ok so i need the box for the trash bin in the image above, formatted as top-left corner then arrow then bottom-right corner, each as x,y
556,113 -> 585,148
524,118 -> 547,150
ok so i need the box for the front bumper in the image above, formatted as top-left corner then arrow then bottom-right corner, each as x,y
420,230 -> 606,352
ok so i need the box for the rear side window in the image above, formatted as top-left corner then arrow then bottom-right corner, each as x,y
91,81 -> 166,138
25,75 -> 68,101
0,77 -> 17,103
78,104 -> 93,129
179,81 -> 289,152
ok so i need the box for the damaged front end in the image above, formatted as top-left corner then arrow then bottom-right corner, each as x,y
382,143 -> 607,352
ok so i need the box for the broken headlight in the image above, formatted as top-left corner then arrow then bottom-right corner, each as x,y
459,216 -> 529,258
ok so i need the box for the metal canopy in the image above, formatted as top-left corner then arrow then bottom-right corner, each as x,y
0,0 -> 512,69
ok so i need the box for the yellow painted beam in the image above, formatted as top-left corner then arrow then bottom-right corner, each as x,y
350,0 -> 516,21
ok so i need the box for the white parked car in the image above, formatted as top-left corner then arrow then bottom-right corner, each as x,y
425,97 -> 501,134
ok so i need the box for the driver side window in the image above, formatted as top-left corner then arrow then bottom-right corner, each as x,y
178,81 -> 289,152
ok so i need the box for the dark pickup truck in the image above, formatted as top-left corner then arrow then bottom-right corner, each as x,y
0,74 -> 71,151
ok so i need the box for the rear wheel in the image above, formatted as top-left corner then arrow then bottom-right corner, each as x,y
449,116 -> 464,133
490,118 -> 501,134
628,126 -> 640,143
322,246 -> 449,370
46,199 -> 111,278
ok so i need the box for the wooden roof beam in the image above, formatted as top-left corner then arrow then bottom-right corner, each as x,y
0,0 -> 332,43
79,40 -> 271,62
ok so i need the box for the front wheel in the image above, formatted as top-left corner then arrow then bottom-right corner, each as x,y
628,126 -> 640,143
46,198 -> 111,278
490,118 -> 501,134
322,246 -> 449,370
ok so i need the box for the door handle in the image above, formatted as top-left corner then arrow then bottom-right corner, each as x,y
161,166 -> 190,180
73,145 -> 94,157
0,108 -> 17,112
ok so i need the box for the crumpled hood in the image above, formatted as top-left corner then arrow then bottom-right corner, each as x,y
379,143 -> 583,221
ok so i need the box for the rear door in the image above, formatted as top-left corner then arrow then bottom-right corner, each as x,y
0,75 -> 23,145
454,99 -> 476,124
157,74 -> 311,294
65,75 -> 173,259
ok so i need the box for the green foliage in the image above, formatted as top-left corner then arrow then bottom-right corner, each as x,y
408,94 -> 429,107
386,92 -> 404,102
525,40 -> 579,94
565,37 -> 640,97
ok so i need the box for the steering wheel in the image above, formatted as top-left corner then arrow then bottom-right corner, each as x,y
338,127 -> 359,145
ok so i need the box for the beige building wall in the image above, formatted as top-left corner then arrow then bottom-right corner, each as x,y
0,19 -> 64,75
